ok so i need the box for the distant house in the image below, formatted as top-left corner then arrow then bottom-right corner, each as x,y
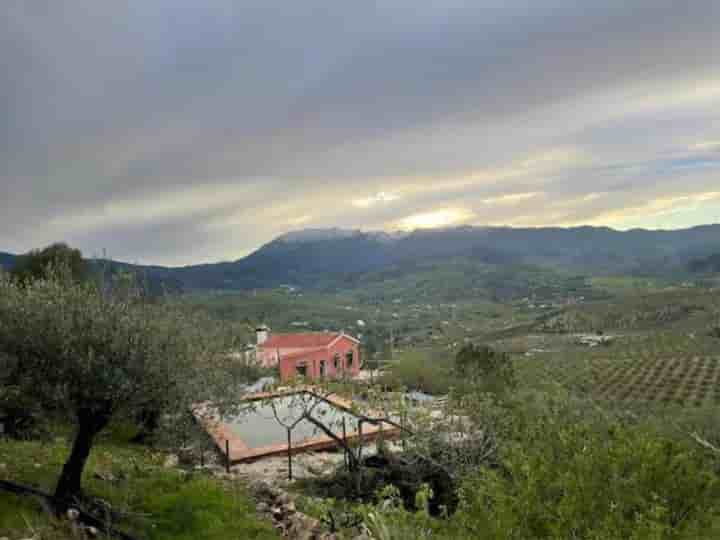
255,326 -> 361,381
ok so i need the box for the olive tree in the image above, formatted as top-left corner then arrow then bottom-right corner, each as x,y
454,343 -> 516,396
10,242 -> 87,283
0,269 -> 240,507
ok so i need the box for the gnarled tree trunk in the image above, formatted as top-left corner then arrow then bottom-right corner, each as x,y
54,406 -> 112,507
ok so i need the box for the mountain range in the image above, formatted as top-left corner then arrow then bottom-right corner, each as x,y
2,225 -> 720,293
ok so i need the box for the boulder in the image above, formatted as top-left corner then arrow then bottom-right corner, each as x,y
249,479 -> 280,500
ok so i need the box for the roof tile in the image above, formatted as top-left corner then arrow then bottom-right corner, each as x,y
261,332 -> 340,349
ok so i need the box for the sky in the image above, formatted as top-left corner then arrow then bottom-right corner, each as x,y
2,1 -> 719,266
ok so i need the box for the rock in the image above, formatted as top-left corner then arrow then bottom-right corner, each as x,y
256,502 -> 270,514
286,521 -> 307,538
271,505 -> 284,518
249,479 -> 280,500
284,501 -> 296,514
193,464 -> 220,474
93,471 -> 116,482
287,514 -> 321,539
163,454 -> 179,468
276,491 -> 292,505
177,446 -> 197,465
66,508 -> 80,521
85,526 -> 99,537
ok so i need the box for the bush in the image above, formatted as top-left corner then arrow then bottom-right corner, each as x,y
0,353 -> 48,439
455,415 -> 720,539
454,343 -> 516,396
379,351 -> 456,395
338,394 -> 720,539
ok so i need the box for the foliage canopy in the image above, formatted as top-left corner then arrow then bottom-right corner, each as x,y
0,269 -> 241,504
10,243 -> 87,283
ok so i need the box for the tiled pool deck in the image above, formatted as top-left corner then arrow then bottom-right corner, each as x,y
196,388 -> 401,464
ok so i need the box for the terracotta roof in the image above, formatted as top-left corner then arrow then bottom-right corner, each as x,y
260,332 -> 361,351
261,332 -> 342,349
280,348 -> 327,361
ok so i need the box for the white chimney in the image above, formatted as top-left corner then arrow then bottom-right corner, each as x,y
256,325 -> 270,345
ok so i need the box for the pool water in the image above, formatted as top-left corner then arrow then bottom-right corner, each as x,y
226,393 -> 362,449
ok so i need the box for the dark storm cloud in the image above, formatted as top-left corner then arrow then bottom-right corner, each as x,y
1,0 -> 719,264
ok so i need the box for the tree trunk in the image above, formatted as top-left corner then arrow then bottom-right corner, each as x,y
54,406 -> 111,507
130,407 -> 159,444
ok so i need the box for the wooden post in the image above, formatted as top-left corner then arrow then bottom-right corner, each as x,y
401,411 -> 407,451
377,421 -> 383,456
357,420 -> 364,493
287,428 -> 293,481
342,418 -> 348,472
225,440 -> 230,473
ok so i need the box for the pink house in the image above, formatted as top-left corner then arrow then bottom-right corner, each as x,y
255,327 -> 361,381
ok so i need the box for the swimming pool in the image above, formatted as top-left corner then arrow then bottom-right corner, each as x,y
198,389 -> 400,463
226,393 -> 363,448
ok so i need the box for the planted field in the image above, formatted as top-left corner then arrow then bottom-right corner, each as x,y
515,329 -> 720,408
593,355 -> 720,406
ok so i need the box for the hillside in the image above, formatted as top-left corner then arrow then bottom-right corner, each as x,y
171,224 -> 720,290
3,224 -> 720,293
0,430 -> 279,539
0,252 -> 15,270
689,253 -> 720,274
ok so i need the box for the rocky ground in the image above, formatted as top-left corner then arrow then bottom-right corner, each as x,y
165,446 -> 393,538
249,478 -> 370,540
232,450 -> 346,487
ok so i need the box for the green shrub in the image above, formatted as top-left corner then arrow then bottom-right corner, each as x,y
340,394 -> 720,540
456,418 -> 720,539
380,351 -> 456,395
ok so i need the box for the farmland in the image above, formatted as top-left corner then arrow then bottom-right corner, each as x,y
179,269 -> 720,413
594,354 -> 720,406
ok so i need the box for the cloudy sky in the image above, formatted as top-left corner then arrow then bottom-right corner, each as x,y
2,1 -> 719,266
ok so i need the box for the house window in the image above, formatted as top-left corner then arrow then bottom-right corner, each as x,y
346,350 -> 354,367
320,360 -> 327,377
296,364 -> 308,377
333,354 -> 341,371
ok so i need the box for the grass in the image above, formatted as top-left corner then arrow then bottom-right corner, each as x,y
0,431 -> 279,540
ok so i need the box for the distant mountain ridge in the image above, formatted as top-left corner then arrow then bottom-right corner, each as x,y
277,228 -> 405,244
2,224 -> 720,291
0,252 -> 15,270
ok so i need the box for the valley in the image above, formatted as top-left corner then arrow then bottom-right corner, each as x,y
2,228 -> 720,539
